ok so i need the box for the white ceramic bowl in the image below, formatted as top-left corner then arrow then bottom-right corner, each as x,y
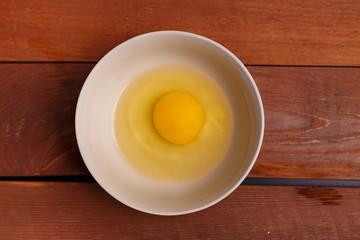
75,31 -> 264,215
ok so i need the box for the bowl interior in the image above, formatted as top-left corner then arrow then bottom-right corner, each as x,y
76,31 -> 264,215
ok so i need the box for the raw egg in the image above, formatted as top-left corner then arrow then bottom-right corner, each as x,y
114,65 -> 233,182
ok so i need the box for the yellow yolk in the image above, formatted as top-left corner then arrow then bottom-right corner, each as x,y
153,91 -> 205,144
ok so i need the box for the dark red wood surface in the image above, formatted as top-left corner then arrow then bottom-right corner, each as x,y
1,1 -> 359,239
0,64 -> 89,176
249,66 -> 360,180
0,182 -> 359,239
1,0 -> 360,66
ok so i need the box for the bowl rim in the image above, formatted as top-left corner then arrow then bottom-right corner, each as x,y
75,30 -> 265,215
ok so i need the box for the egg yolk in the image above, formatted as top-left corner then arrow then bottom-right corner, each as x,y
153,91 -> 205,144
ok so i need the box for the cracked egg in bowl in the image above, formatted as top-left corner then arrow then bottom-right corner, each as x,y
75,31 -> 264,215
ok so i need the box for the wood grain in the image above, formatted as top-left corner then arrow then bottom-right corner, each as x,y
0,181 -> 358,239
1,0 -> 360,65
0,64 -> 89,175
1,64 -> 360,179
249,66 -> 360,180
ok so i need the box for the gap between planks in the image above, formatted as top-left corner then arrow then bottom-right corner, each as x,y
1,61 -> 360,68
0,176 -> 359,187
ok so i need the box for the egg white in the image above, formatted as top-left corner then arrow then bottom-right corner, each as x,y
114,65 -> 233,182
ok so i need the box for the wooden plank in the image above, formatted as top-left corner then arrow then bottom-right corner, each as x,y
1,64 -> 360,179
0,64 -> 89,176
0,181 -> 358,239
1,0 -> 360,66
249,66 -> 360,180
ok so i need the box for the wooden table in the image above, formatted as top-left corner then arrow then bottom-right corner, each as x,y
1,1 -> 360,239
